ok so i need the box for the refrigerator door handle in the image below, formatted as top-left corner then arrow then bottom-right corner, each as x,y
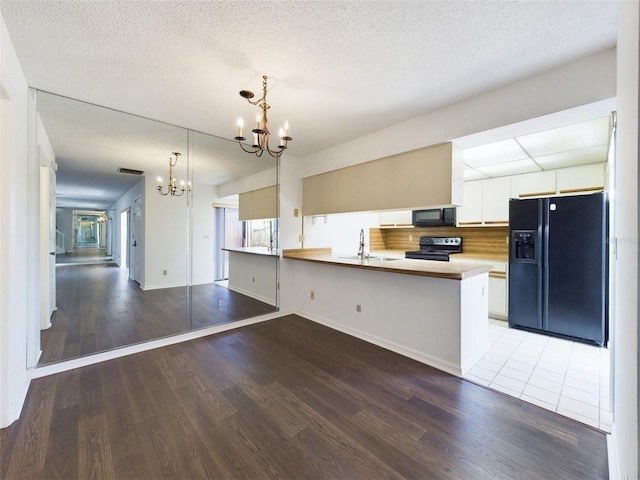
541,198 -> 549,331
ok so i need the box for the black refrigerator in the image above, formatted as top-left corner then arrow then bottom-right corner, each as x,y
508,192 -> 608,346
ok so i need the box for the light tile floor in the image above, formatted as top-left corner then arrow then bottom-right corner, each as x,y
464,319 -> 612,432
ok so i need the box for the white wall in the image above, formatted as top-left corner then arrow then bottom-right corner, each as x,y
302,212 -> 380,255
190,183 -> 217,286
217,166 -> 278,198
612,1 -> 639,478
0,13 -> 31,428
55,208 -> 74,251
143,175 -> 188,289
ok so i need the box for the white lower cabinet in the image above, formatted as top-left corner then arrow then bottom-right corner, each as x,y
451,257 -> 508,319
488,274 -> 508,319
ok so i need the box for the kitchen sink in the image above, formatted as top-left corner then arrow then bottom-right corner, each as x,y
369,256 -> 402,262
337,255 -> 402,262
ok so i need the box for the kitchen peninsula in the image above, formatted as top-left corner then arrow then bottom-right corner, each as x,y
222,247 -> 279,306
283,248 -> 491,376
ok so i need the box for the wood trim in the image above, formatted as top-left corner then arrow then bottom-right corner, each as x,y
484,220 -> 508,225
559,186 -> 605,194
489,271 -> 507,279
518,191 -> 556,198
458,221 -> 483,225
371,225 -> 509,256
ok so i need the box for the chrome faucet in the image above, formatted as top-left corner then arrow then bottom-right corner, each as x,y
358,228 -> 365,260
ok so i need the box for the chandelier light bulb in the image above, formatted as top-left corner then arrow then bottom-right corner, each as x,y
237,118 -> 244,137
284,120 -> 289,136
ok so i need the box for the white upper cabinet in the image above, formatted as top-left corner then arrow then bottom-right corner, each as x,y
481,177 -> 511,224
457,180 -> 483,225
458,177 -> 510,226
510,171 -> 556,198
556,163 -> 605,194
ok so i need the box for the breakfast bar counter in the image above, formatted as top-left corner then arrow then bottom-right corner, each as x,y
283,248 -> 491,280
283,248 -> 490,377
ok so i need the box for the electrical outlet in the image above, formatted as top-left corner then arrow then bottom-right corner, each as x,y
409,234 -> 413,242
294,208 -> 299,217
310,290 -> 315,300
163,269 -> 167,276
506,235 -> 509,244
356,304 -> 361,312
299,234 -> 305,243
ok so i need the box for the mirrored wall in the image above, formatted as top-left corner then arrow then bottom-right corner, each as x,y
32,90 -> 279,367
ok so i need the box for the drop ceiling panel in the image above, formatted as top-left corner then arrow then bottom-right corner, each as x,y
533,145 -> 608,169
475,158 -> 541,177
463,168 -> 490,181
462,116 -> 610,179
516,117 -> 609,157
463,139 -> 529,167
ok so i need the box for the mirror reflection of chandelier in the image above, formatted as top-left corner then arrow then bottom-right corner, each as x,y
156,152 -> 188,197
234,75 -> 292,159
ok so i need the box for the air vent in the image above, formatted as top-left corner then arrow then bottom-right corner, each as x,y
117,167 -> 145,175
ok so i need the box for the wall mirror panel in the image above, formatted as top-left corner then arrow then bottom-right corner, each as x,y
33,90 -> 278,367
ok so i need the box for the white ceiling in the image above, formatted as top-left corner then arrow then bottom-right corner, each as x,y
0,1 -> 620,207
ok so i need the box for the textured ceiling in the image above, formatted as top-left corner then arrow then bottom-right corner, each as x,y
1,0 -> 619,157
0,1 -> 620,208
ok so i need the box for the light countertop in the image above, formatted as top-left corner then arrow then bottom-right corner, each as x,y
222,246 -> 279,257
283,248 -> 491,280
450,252 -> 508,262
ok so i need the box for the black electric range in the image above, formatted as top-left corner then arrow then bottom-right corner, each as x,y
405,236 -> 462,262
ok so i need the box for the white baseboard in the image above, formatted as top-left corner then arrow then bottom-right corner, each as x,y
1,376 -> 31,429
140,282 -> 187,291
607,424 -> 619,480
295,309 -> 462,377
227,285 -> 276,306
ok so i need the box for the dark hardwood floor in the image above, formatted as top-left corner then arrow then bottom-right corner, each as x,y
56,246 -> 112,265
4,315 -> 607,479
40,263 -> 276,365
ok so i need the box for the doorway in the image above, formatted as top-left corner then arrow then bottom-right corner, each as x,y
214,206 -> 242,283
120,208 -> 129,270
131,196 -> 142,283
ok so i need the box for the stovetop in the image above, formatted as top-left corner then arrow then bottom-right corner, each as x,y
405,236 -> 462,261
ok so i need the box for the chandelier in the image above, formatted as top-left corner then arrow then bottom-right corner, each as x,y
234,75 -> 292,158
156,152 -> 187,196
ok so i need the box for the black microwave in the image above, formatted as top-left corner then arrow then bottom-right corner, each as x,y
412,208 -> 456,227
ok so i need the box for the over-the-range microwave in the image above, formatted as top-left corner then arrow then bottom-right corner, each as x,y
412,207 -> 456,227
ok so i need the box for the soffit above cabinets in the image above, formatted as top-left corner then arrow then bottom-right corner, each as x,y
462,116 -> 610,181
